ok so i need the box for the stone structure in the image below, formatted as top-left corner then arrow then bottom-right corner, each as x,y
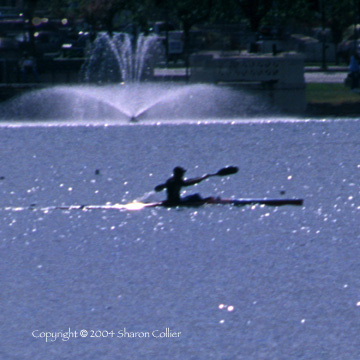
190,51 -> 306,113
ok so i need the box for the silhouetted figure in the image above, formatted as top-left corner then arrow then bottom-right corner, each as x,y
19,52 -> 39,83
349,53 -> 360,90
155,166 -> 211,206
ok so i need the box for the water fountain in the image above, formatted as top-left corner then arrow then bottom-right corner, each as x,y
0,32 -> 274,122
80,32 -> 161,84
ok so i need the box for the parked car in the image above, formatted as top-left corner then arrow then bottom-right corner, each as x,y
337,37 -> 360,62
149,22 -> 184,62
33,30 -> 65,56
337,25 -> 360,62
0,36 -> 19,51
61,31 -> 91,58
258,25 -> 284,40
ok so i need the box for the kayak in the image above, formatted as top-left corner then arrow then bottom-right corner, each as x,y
52,197 -> 303,211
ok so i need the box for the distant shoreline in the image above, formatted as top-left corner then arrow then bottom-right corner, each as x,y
306,101 -> 360,117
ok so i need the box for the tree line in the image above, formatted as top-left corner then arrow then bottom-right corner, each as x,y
22,0 -> 360,51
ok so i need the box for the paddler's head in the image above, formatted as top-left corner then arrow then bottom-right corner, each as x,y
173,166 -> 186,178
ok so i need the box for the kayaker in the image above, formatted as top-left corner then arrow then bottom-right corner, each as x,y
155,166 -> 211,206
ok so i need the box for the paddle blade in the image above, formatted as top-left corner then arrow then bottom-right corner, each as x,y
216,166 -> 239,176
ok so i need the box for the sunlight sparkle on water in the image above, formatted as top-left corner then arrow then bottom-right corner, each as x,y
123,201 -> 147,211
218,304 -> 235,312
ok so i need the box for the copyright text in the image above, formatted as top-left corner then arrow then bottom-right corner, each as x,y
32,328 -> 182,342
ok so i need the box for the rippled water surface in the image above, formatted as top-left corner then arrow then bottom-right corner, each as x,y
0,118 -> 359,359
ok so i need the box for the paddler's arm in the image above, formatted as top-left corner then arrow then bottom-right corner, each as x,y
155,183 -> 166,192
184,174 -> 210,186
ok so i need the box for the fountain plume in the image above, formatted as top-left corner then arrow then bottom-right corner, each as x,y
81,32 -> 161,84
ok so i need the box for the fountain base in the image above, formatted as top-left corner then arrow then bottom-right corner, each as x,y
0,82 -> 275,122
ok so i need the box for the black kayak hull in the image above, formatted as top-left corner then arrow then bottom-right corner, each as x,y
230,198 -> 303,206
47,197 -> 303,211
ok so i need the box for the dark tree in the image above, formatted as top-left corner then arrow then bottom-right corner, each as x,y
238,0 -> 274,32
23,0 -> 39,54
80,0 -> 128,35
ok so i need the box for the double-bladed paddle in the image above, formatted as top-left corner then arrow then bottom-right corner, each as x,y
155,166 -> 238,192
209,166 -> 238,177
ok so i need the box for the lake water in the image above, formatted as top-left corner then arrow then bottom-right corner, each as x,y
0,118 -> 359,359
